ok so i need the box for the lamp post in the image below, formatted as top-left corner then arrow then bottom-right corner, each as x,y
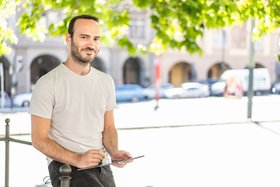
247,18 -> 255,120
221,29 -> 226,71
277,33 -> 280,61
0,62 -> 4,108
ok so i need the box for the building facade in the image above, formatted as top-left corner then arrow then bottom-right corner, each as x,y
1,10 -> 280,96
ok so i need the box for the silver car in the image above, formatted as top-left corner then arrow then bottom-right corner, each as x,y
143,83 -> 174,99
165,82 -> 210,99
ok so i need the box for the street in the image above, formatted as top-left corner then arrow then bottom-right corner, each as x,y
1,95 -> 280,187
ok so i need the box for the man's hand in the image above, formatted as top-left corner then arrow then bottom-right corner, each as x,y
76,149 -> 105,168
111,150 -> 132,168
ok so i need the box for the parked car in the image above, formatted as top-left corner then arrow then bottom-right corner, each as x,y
210,80 -> 226,96
271,81 -> 280,94
220,68 -> 271,95
164,87 -> 185,99
13,92 -> 32,107
143,83 -> 174,99
181,82 -> 210,98
198,78 -> 220,96
0,91 -> 11,108
115,84 -> 145,102
165,82 -> 210,99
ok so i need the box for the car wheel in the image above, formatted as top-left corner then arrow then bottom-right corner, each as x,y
22,101 -> 30,107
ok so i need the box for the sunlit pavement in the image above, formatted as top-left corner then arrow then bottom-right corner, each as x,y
1,95 -> 280,187
114,95 -> 280,128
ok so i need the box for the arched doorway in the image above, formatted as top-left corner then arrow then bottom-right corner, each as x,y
123,57 -> 142,85
30,55 -> 61,86
0,56 -> 11,95
168,62 -> 193,86
90,57 -> 106,72
208,62 -> 231,79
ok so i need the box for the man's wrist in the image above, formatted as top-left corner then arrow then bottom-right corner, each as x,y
67,152 -> 81,167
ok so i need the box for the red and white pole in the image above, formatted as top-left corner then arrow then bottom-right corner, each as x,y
154,56 -> 160,110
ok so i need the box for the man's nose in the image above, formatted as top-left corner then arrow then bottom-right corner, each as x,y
86,40 -> 98,49
85,40 -> 94,47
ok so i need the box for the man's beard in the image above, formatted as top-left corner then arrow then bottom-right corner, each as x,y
71,41 -> 99,65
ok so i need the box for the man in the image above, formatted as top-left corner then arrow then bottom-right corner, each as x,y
29,15 -> 131,187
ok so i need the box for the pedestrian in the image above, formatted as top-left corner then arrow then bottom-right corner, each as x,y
29,14 -> 132,187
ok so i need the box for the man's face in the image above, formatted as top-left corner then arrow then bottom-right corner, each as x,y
67,19 -> 101,65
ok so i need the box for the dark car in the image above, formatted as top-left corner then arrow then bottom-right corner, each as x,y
271,81 -> 280,94
198,79 -> 219,87
198,79 -> 221,96
115,84 -> 145,102
210,80 -> 226,96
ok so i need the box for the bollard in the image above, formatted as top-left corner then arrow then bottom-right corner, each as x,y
59,164 -> 72,187
1,118 -> 32,187
5,118 -> 10,187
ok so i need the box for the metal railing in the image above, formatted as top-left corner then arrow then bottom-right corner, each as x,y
0,118 -> 71,187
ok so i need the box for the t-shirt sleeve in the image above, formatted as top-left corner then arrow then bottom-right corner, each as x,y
28,76 -> 54,119
106,77 -> 116,111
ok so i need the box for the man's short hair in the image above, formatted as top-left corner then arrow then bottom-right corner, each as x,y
68,15 -> 99,38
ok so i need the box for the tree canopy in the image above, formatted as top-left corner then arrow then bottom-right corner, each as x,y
0,0 -> 279,56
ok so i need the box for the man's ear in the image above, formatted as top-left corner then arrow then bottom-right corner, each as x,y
65,33 -> 71,46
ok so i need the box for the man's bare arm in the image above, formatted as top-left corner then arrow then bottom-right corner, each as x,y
31,115 -> 104,168
102,110 -> 118,155
103,110 -> 131,167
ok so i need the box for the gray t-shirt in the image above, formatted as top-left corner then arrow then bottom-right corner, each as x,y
29,64 -> 116,155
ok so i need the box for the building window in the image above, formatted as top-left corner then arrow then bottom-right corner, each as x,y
129,17 -> 145,39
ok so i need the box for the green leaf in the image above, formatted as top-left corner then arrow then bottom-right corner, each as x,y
1,0 -> 280,57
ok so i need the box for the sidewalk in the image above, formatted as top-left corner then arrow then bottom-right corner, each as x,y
1,96 -> 280,186
115,122 -> 280,187
1,121 -> 280,187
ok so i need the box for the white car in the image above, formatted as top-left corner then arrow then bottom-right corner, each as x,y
165,82 -> 210,99
164,87 -> 185,99
143,83 -> 174,99
181,82 -> 210,98
13,92 -> 32,107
